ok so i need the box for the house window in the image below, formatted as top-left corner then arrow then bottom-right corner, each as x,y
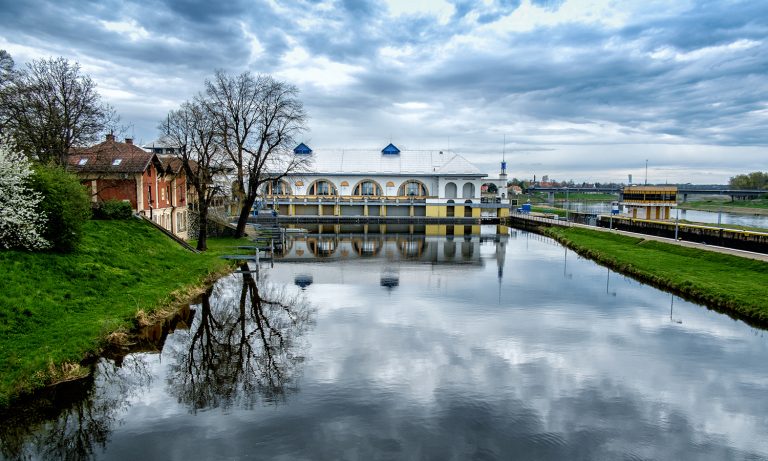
177,211 -> 187,233
309,180 -> 336,196
264,180 -> 291,195
398,180 -> 428,197
78,158 -> 88,165
148,185 -> 152,204
112,159 -> 123,166
353,180 -> 381,196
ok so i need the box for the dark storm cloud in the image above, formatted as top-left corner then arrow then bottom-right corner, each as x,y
1,0 -> 766,180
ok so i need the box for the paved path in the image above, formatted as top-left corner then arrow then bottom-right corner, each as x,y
578,223 -> 768,262
508,213 -> 768,263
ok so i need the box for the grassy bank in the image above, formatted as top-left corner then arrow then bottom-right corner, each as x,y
531,206 -> 566,217
553,192 -> 617,201
543,227 -> 768,323
0,219 -> 246,406
679,197 -> 768,215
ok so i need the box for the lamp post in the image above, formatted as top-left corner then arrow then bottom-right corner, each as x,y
674,206 -> 680,240
645,159 -> 648,185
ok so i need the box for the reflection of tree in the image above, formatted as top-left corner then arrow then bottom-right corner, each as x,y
167,266 -> 314,411
0,355 -> 152,461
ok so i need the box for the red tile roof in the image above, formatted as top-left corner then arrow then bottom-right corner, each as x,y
68,138 -> 154,174
159,155 -> 185,174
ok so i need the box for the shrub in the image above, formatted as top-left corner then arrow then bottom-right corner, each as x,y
94,199 -> 133,220
0,143 -> 49,250
29,165 -> 91,252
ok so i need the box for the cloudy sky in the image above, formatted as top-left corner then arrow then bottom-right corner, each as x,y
1,0 -> 766,183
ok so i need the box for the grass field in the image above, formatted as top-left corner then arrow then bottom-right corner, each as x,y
553,192 -> 618,201
679,197 -> 768,214
0,219 -> 248,406
530,206 -> 567,217
544,227 -> 768,324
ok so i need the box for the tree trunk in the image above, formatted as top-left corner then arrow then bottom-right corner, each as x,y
197,200 -> 209,251
234,193 -> 257,238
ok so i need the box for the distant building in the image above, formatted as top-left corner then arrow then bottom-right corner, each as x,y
620,185 -> 677,220
68,134 -> 190,238
141,136 -> 183,156
261,143 -> 510,221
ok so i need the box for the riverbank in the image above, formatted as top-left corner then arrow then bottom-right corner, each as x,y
679,198 -> 768,216
0,218 -> 247,407
543,226 -> 768,324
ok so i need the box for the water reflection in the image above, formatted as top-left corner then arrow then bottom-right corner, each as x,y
0,269 -> 315,460
166,266 -> 315,411
0,355 -> 152,461
4,227 -> 768,460
278,226 -> 511,268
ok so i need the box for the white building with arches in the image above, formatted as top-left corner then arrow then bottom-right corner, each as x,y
262,143 -> 509,219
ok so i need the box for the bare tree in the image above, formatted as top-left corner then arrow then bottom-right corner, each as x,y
166,269 -> 314,411
160,97 -> 228,251
0,57 -> 115,165
205,71 -> 308,238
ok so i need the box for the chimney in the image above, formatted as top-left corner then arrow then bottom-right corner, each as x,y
106,133 -> 115,141
125,138 -> 133,145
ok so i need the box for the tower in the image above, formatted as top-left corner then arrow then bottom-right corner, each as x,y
500,136 -> 508,182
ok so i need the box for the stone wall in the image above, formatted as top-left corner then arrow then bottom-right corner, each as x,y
187,207 -> 238,239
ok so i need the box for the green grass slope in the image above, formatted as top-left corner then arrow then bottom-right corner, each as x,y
0,219 -> 241,406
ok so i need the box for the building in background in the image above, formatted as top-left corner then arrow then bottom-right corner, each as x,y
68,134 -> 190,238
261,143 -> 510,220
620,185 -> 677,220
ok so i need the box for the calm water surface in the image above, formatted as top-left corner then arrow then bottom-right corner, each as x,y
2,226 -> 768,460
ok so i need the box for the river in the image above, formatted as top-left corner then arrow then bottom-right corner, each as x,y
2,226 -> 767,460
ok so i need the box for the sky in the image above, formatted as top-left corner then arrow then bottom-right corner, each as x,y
0,0 -> 767,184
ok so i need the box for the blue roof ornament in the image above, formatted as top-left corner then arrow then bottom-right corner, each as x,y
294,143 -> 312,155
381,143 -> 400,155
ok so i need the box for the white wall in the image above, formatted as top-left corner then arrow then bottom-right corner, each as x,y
283,174 -> 486,200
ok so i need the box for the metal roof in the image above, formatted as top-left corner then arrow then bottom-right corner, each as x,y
294,143 -> 312,155
296,149 -> 485,177
381,143 -> 400,155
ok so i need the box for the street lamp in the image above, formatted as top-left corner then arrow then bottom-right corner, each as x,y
674,206 -> 680,240
645,159 -> 648,185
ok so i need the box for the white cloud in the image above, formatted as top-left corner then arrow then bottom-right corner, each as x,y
100,19 -> 150,42
276,45 -> 364,90
383,0 -> 455,25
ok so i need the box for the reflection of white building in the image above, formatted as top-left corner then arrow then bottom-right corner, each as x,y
263,143 -> 510,219
276,232 -> 509,266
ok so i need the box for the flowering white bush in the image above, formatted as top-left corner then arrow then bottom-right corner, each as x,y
0,142 -> 49,250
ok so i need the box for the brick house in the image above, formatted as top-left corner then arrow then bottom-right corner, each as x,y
68,134 -> 190,239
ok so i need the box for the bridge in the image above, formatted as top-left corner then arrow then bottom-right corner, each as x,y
523,186 -> 766,201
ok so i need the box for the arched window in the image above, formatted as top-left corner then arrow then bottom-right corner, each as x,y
308,180 -> 337,196
445,182 -> 457,198
263,180 -> 292,196
462,182 -> 475,199
398,180 -> 429,197
353,180 -> 382,196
